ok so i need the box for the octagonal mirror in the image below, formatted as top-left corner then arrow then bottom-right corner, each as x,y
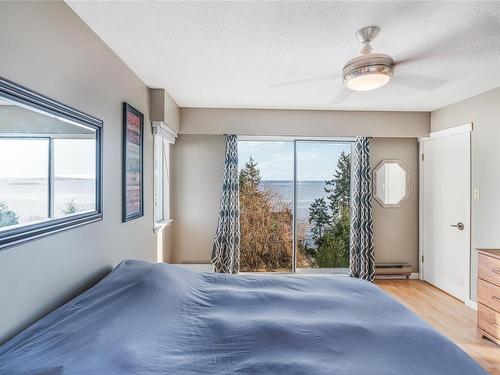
373,160 -> 410,208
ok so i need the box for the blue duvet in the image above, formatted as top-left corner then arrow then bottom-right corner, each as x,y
0,260 -> 486,374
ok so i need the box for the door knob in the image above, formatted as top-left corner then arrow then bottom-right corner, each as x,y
450,222 -> 464,230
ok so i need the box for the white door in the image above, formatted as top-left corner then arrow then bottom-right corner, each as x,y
421,125 -> 470,302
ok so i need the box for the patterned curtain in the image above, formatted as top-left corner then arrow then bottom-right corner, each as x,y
211,135 -> 240,274
349,137 -> 375,281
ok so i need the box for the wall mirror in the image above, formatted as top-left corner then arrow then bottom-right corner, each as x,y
373,160 -> 410,208
0,76 -> 102,250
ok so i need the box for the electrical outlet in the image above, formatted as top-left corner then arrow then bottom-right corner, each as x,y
473,188 -> 480,200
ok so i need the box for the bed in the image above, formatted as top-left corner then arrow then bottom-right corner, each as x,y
0,260 -> 486,374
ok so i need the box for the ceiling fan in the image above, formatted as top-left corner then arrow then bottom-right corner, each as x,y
271,26 -> 447,104
342,26 -> 393,91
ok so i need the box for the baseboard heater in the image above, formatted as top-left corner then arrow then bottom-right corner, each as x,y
375,263 -> 412,279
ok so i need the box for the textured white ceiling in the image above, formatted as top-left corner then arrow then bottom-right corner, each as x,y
67,1 -> 500,111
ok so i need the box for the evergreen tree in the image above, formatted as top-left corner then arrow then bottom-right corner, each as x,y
239,157 -> 261,190
315,206 -> 350,268
324,151 -> 351,218
313,152 -> 352,268
308,198 -> 331,242
0,201 -> 19,228
63,198 -> 79,215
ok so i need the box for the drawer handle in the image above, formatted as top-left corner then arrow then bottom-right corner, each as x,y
492,295 -> 500,303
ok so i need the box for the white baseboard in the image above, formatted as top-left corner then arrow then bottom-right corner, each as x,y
465,299 -> 477,311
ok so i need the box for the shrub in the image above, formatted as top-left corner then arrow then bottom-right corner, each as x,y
0,201 -> 19,228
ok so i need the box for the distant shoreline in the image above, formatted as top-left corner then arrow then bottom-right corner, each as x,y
2,177 -> 95,184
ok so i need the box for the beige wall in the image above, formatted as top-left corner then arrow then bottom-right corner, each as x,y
172,134 -> 421,272
175,108 -> 428,266
431,87 -> 500,300
0,2 -> 170,343
371,138 -> 419,272
181,108 -> 430,138
172,135 -> 225,263
150,88 -> 180,132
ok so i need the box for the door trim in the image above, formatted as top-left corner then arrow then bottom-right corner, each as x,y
419,123 -> 472,142
418,123 -> 472,303
418,140 -> 425,279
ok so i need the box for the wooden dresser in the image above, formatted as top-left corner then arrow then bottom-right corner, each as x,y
477,249 -> 500,345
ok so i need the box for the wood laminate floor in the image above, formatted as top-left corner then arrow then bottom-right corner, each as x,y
377,280 -> 500,375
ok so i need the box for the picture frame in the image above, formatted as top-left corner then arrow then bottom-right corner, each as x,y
122,102 -> 144,222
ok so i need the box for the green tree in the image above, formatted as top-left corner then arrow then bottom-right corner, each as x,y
325,151 -> 351,218
308,198 -> 331,241
315,207 -> 350,268
239,157 -> 309,271
63,198 -> 79,215
239,157 -> 261,190
0,201 -> 19,228
313,151 -> 351,268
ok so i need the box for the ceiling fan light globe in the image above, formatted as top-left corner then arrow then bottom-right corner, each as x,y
345,72 -> 391,91
342,53 -> 394,92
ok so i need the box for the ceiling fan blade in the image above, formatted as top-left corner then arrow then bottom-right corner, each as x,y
391,71 -> 446,91
329,88 -> 352,105
270,73 -> 340,88
396,35 -> 500,69
395,13 -> 500,67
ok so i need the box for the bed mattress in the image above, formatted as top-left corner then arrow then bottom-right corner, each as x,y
0,260 -> 487,374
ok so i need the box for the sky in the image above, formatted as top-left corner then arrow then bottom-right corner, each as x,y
0,139 -> 95,179
1,138 -> 348,181
238,140 -> 351,181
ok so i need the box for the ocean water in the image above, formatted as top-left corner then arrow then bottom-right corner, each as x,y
260,180 -> 328,219
1,177 -> 328,239
0,177 -> 95,226
258,180 -> 331,246
259,180 -> 330,220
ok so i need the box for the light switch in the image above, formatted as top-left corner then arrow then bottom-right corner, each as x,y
473,188 -> 480,200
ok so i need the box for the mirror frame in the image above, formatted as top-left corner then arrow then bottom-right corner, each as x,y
372,159 -> 410,208
0,76 -> 103,250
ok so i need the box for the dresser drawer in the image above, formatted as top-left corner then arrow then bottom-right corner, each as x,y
478,278 -> 500,311
479,252 -> 500,287
478,303 -> 500,340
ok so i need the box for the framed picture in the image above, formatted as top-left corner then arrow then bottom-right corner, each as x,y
122,102 -> 144,222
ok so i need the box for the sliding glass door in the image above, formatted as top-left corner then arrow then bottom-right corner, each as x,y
238,138 -> 352,273
238,141 -> 294,272
295,141 -> 351,272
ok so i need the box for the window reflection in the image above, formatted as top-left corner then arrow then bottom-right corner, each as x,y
54,139 -> 96,217
0,98 -> 98,231
0,139 -> 49,229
